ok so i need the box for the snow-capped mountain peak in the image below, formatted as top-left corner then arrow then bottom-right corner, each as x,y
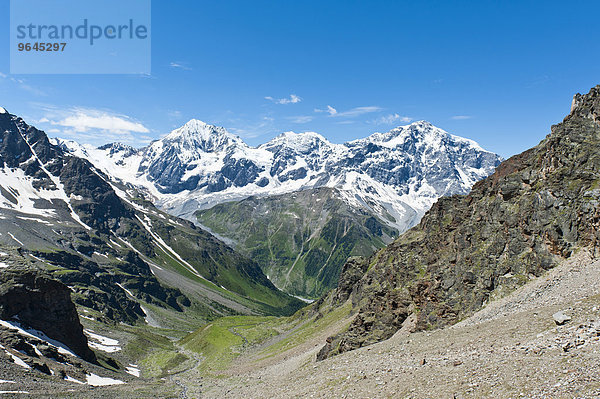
261,131 -> 338,154
164,119 -> 242,149
274,131 -> 328,142
352,120 -> 487,155
57,119 -> 502,232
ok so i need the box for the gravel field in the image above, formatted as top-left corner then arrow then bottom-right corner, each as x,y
201,250 -> 600,398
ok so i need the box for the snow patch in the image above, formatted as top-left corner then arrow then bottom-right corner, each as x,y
0,319 -> 77,357
64,375 -> 85,384
7,351 -> 30,369
86,373 -> 125,386
13,124 -> 92,231
15,216 -> 53,225
291,295 -> 315,304
7,233 -> 23,246
125,364 -> 140,377
116,283 -> 134,297
134,214 -> 208,281
84,330 -> 120,353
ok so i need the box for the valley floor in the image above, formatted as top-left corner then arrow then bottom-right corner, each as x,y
199,250 -> 600,398
2,250 -> 600,398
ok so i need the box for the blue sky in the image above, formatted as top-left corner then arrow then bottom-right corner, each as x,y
0,0 -> 599,158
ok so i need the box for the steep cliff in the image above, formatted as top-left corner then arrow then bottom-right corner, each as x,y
0,268 -> 95,362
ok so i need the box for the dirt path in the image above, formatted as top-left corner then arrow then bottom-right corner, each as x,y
228,326 -> 249,347
169,347 -> 204,399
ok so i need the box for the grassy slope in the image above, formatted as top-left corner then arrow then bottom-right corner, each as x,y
197,187 -> 397,299
180,293 -> 353,376
126,197 -> 303,316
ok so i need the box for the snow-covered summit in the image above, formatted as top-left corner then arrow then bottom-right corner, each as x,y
261,131 -> 344,157
0,107 -> 7,114
270,131 -> 329,144
60,119 -> 502,232
162,119 -> 243,151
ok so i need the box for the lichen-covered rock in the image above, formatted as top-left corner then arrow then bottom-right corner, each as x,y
318,85 -> 600,359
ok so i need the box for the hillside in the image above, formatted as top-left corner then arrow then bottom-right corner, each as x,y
196,187 -> 398,298
197,250 -> 600,398
315,84 -> 600,358
0,109 -> 302,325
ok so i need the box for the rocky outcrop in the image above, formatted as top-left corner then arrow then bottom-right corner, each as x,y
318,85 -> 600,359
0,268 -> 95,362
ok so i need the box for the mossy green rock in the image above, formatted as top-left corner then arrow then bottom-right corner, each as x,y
318,85 -> 600,359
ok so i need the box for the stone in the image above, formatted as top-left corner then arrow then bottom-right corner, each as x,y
553,311 -> 572,325
0,269 -> 96,362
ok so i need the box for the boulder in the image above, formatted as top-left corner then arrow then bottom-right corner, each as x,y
553,311 -> 571,325
0,268 -> 96,362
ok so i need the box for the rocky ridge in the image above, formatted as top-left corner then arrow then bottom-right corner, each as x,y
317,85 -> 600,359
0,267 -> 94,362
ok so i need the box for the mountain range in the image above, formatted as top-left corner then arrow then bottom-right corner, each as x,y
54,119 -> 501,298
1,85 -> 599,397
0,108 -> 302,325
54,119 -> 501,233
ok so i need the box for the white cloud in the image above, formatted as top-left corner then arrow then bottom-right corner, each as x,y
370,113 -> 412,125
316,105 -> 382,118
34,105 -> 150,146
167,110 -> 182,119
451,115 -> 472,120
0,74 -> 47,96
265,94 -> 302,104
288,115 -> 313,124
335,106 -> 382,117
169,62 -> 192,71
52,109 -> 149,134
314,105 -> 337,115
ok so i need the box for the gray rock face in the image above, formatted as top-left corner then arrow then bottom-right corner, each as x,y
0,268 -> 95,362
140,119 -> 263,194
316,85 -> 600,359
